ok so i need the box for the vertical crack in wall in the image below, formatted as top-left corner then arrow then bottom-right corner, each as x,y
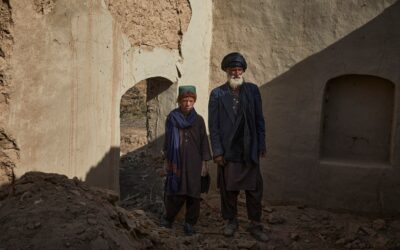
104,0 -> 191,50
174,0 -> 191,57
0,0 -> 18,185
0,129 -> 18,184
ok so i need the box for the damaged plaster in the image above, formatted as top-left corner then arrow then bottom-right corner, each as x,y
0,0 -> 12,113
32,0 -> 56,15
104,0 -> 191,49
0,129 -> 19,184
0,0 -> 18,185
6,0 -> 212,192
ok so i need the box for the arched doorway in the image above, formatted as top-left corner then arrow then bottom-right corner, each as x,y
120,80 -> 147,155
119,77 -> 176,215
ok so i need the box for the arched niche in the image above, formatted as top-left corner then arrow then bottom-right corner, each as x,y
320,74 -> 395,164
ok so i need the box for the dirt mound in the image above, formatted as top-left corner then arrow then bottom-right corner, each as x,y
0,172 -> 179,250
2,171 -> 400,250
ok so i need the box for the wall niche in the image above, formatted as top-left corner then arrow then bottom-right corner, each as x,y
320,75 -> 395,164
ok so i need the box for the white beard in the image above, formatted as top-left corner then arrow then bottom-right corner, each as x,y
228,75 -> 244,89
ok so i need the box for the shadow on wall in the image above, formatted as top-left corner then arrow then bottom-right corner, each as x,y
321,75 -> 395,164
85,147 -> 120,192
259,1 -> 400,214
119,137 -> 165,200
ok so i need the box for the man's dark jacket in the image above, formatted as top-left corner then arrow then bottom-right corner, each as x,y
208,82 -> 266,165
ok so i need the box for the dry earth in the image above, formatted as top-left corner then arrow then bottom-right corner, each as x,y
118,150 -> 400,250
0,172 -> 185,250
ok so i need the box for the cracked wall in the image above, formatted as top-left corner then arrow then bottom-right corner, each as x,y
33,0 -> 56,15
105,0 -> 191,50
0,0 -> 12,119
0,129 -> 18,184
0,0 -> 19,185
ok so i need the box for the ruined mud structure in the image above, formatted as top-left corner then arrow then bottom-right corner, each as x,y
0,0 -> 18,185
3,0 -> 209,193
0,0 -> 400,233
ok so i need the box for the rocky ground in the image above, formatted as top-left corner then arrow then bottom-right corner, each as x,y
118,148 -> 400,250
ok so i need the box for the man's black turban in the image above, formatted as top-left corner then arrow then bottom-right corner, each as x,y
221,52 -> 247,71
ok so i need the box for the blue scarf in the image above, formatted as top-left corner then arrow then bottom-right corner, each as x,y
165,108 -> 197,193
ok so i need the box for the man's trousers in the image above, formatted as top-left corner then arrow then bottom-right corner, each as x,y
218,164 -> 263,222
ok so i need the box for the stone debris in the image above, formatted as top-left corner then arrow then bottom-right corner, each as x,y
0,172 -> 189,249
1,166 -> 400,249
267,214 -> 286,225
372,219 -> 386,231
117,149 -> 400,249
290,232 -> 300,241
236,239 -> 257,249
263,205 -> 274,213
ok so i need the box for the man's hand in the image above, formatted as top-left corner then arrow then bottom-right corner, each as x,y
260,150 -> 266,158
201,161 -> 208,176
214,155 -> 226,166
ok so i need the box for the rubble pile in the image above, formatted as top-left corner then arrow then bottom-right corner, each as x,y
1,169 -> 400,249
118,150 -> 400,250
0,172 -> 181,250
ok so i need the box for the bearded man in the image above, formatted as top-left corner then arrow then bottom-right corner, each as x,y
208,52 -> 269,242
